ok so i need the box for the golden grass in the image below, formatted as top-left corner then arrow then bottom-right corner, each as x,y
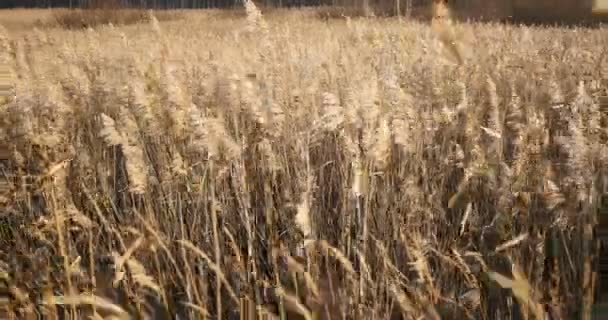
0,8 -> 185,33
0,9 -> 55,34
0,4 -> 608,320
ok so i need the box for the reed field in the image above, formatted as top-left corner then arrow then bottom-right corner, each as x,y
0,3 -> 608,319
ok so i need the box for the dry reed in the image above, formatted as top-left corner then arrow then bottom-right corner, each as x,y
0,4 -> 607,320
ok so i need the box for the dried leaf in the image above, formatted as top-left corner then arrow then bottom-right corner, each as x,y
495,233 -> 529,253
460,202 -> 472,235
481,126 -> 502,139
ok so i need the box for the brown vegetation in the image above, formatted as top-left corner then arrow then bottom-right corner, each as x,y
1,4 -> 608,320
52,8 -> 183,29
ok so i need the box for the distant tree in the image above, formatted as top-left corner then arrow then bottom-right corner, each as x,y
0,0 -> 434,11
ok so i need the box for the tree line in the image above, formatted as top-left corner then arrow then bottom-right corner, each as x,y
0,0 -> 434,12
0,0 -> 250,9
0,0 -> 395,9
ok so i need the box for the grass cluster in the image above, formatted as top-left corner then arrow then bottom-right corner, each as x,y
0,3 -> 607,319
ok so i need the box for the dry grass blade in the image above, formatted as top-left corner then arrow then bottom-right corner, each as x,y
495,233 -> 529,253
177,239 -> 239,304
125,257 -> 162,293
113,236 -> 145,272
317,240 -> 355,275
44,294 -> 130,320
133,210 -> 185,282
274,285 -> 314,320
283,254 -> 319,298
459,202 -> 472,236
488,264 -> 545,319
181,301 -> 210,318
388,283 -> 414,314
480,126 -> 502,139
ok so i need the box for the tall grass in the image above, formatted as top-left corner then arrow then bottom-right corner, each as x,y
0,5 -> 607,320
